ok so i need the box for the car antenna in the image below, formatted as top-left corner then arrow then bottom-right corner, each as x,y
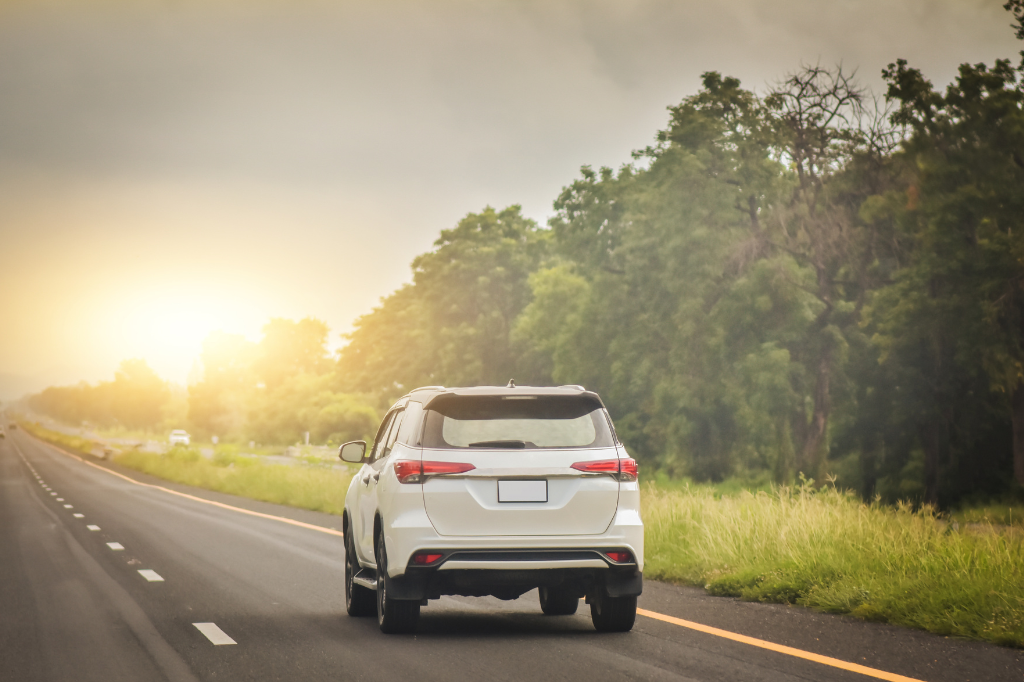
506,378 -> 516,388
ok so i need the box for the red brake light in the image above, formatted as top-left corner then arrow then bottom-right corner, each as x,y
605,551 -> 633,563
570,457 -> 638,482
412,552 -> 444,565
394,460 -> 476,484
571,459 -> 620,474
619,458 -> 638,482
421,461 -> 476,476
394,460 -> 422,483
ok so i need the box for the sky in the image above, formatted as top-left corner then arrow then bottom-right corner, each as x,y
0,0 -> 1020,397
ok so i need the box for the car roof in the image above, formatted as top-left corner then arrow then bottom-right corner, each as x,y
400,384 -> 605,410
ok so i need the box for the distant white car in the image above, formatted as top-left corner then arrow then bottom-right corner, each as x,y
339,384 -> 644,634
169,430 -> 191,446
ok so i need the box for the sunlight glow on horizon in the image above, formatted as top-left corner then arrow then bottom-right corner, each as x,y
100,284 -> 268,385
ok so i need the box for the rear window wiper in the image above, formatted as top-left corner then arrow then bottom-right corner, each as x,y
467,440 -> 527,449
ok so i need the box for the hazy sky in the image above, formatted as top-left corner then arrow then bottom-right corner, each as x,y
0,0 -> 1019,396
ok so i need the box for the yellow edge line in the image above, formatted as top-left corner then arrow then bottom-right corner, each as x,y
18,431 -> 345,538
637,608 -> 926,682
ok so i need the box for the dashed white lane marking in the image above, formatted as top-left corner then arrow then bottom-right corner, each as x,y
87,525 -> 101,531
193,622 -> 236,645
73,513 -> 84,518
56,498 -> 64,501
49,492 -> 56,496
19,431 -> 347,540
138,569 -> 164,582
107,542 -> 124,550
63,504 -> 73,508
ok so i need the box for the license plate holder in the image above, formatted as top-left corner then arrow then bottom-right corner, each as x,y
497,479 -> 548,503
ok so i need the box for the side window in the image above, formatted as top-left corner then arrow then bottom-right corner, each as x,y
370,412 -> 397,462
397,401 -> 424,445
380,411 -> 405,461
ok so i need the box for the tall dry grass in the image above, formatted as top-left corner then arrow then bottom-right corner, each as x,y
644,481 -> 1024,646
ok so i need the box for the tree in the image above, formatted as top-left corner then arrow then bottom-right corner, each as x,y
337,205 -> 551,400
872,57 -> 1024,496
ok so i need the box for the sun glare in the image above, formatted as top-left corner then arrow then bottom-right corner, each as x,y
105,285 -> 265,383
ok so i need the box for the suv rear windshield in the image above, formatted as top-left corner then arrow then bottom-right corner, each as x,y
422,395 -> 615,449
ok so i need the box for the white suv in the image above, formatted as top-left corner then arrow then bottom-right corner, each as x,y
338,384 -> 644,634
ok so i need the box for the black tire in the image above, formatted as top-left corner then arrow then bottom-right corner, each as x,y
376,531 -> 420,634
345,527 -> 375,617
590,593 -> 637,632
539,587 -> 580,615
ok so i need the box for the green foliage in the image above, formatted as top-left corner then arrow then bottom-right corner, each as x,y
28,359 -> 170,430
337,205 -> 552,397
644,482 -> 1024,646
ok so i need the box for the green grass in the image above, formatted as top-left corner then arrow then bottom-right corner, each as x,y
644,481 -> 1024,647
18,420 -> 107,455
951,504 -> 1024,528
113,448 -> 355,516
19,419 -> 353,515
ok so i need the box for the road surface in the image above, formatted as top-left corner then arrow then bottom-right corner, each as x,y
2,428 -> 1021,682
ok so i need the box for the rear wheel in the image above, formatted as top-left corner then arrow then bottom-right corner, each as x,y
376,532 -> 419,634
344,527 -> 375,617
590,593 -> 636,632
539,587 -> 579,615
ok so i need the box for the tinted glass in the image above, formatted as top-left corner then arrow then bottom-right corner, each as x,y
422,395 -> 614,450
370,411 -> 397,461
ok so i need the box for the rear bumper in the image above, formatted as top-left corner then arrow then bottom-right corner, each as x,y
388,563 -> 642,602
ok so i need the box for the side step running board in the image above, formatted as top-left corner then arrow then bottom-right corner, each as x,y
353,568 -> 377,591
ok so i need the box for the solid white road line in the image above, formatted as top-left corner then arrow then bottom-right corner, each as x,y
138,570 -> 164,582
87,525 -> 101,531
193,623 -> 236,645
73,513 -> 84,518
107,542 -> 124,550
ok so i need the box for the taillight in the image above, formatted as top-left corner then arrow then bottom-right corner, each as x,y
605,551 -> 633,563
394,460 -> 476,484
570,457 -> 638,482
411,552 -> 444,565
394,460 -> 423,483
422,461 -> 476,476
619,458 -> 638,482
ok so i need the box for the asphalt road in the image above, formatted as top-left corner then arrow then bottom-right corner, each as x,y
2,429 -> 1022,682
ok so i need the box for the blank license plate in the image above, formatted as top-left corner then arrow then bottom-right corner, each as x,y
498,480 -> 548,503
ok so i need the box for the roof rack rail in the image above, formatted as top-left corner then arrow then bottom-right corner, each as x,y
410,385 -> 445,392
559,385 -> 586,391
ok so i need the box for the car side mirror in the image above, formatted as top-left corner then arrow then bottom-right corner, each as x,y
338,440 -> 367,463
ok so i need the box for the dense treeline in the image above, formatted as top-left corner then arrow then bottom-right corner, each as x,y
29,5 -> 1024,505
29,320 -> 380,447
29,359 -> 172,430
335,9 -> 1024,505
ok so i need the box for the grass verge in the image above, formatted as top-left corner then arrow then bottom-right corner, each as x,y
18,420 -> 353,516
18,420 -> 106,455
644,481 -> 1024,647
112,448 -> 354,516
